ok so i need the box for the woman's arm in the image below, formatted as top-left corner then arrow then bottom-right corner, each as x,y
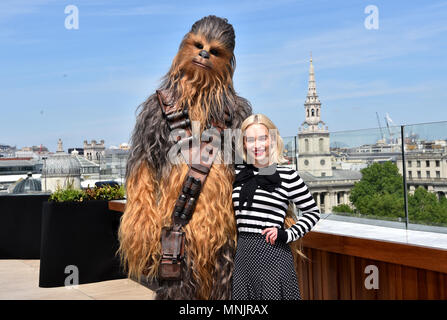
277,170 -> 321,244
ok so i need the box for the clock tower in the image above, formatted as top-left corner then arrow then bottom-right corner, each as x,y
298,54 -> 332,177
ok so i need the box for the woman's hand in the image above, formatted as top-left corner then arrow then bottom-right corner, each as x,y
261,227 -> 278,245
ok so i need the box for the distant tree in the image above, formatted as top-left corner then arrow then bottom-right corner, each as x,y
440,195 -> 447,207
358,192 -> 404,219
345,161 -> 447,226
332,204 -> 354,214
349,161 -> 405,218
408,187 -> 447,225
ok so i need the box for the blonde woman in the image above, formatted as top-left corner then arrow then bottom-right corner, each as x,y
231,114 -> 321,300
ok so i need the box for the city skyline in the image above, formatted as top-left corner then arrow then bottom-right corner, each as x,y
1,0 -> 447,152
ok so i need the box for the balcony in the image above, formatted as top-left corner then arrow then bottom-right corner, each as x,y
1,121 -> 447,300
281,120 -> 447,299
108,200 -> 447,300
1,195 -> 447,300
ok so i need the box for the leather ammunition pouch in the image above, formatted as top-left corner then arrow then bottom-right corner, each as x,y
159,226 -> 185,281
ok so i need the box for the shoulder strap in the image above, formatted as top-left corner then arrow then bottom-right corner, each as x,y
156,89 -> 227,227
156,89 -> 191,132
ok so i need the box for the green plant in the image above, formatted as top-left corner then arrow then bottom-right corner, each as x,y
332,204 -> 355,214
84,184 -> 125,201
49,186 -> 85,202
49,184 -> 125,202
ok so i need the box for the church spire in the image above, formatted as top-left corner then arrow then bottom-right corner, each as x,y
308,52 -> 316,96
297,53 -> 331,178
306,52 -> 320,105
300,53 -> 326,132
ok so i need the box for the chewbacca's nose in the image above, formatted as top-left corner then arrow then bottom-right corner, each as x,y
199,50 -> 210,59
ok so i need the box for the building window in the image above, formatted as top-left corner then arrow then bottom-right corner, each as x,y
436,171 -> 441,178
320,159 -> 325,165
408,171 -> 412,178
319,138 -> 324,152
320,193 -> 325,205
417,171 -> 421,178
436,160 -> 440,167
305,139 -> 309,152
426,171 -> 430,178
337,192 -> 343,204
311,109 -> 315,116
321,172 -> 326,177
304,160 -> 309,166
417,161 -> 421,167
426,160 -> 430,167
408,161 -> 412,167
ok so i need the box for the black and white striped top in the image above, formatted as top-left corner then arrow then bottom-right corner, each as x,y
232,164 -> 321,244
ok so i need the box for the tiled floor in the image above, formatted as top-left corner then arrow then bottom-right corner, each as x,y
0,260 -> 155,300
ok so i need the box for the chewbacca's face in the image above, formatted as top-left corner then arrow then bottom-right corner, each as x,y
174,32 -> 233,83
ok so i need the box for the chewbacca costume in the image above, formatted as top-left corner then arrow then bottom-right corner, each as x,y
118,16 -> 252,300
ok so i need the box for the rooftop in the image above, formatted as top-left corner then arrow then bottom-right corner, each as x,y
300,168 -> 363,182
2,198 -> 447,300
0,260 -> 155,300
0,159 -> 36,167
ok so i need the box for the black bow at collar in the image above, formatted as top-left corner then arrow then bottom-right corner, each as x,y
233,162 -> 281,207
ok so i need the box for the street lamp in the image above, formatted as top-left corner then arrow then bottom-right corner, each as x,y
42,156 -> 47,192
119,154 -> 123,186
98,153 -> 101,183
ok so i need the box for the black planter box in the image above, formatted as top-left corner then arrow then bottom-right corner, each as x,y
39,200 -> 126,287
0,194 -> 50,259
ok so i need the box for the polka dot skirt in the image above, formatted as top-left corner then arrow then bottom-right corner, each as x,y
232,232 -> 302,300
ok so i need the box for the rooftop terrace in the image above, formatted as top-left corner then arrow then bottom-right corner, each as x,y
0,260 -> 154,300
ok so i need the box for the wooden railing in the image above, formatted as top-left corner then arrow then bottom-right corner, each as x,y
297,231 -> 447,299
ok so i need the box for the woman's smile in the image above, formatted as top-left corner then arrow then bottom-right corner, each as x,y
253,148 -> 265,157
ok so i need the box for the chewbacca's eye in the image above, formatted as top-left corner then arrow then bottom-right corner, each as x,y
210,49 -> 219,56
195,42 -> 203,49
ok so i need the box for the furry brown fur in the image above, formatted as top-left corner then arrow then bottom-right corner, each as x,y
118,15 -> 252,299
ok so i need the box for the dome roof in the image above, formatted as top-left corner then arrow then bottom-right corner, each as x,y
42,153 -> 81,177
12,172 -> 42,194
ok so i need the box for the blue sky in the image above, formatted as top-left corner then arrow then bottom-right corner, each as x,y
1,0 -> 447,152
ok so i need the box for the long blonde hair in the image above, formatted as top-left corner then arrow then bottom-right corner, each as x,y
237,113 -> 287,164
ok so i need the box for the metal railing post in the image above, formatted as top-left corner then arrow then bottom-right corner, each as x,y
401,125 -> 409,229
